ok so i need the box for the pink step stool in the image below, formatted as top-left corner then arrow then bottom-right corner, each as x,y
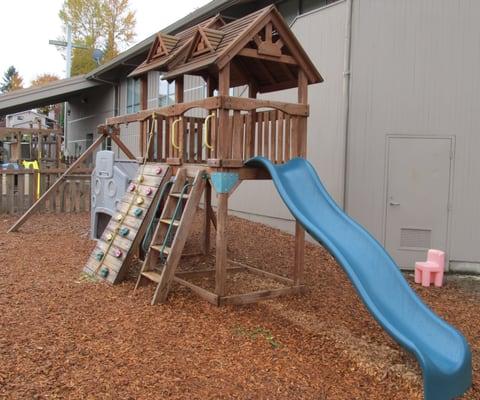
415,249 -> 445,287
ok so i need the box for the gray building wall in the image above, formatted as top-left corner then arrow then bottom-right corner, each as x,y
345,0 -> 480,268
228,1 -> 347,234
68,85 -> 115,156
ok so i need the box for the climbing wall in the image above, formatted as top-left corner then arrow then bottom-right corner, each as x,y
84,163 -> 171,284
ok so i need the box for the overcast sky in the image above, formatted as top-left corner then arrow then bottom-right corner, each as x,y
0,0 -> 211,85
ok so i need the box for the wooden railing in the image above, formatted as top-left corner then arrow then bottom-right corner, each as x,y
0,169 -> 91,215
105,96 -> 309,166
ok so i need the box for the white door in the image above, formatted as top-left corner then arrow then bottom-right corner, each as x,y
385,137 -> 452,269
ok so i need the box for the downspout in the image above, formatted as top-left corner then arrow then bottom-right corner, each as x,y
341,0 -> 353,211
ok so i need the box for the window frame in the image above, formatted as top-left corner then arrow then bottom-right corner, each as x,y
126,78 -> 141,114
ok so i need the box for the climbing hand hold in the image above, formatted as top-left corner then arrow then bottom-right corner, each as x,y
128,184 -> 136,192
116,214 -> 123,222
95,251 -> 105,261
133,208 -> 143,217
138,175 -> 144,183
99,267 -> 109,278
155,167 -> 162,175
144,187 -> 153,196
119,227 -> 130,237
113,249 -> 122,258
136,197 -> 144,205
106,233 -> 113,242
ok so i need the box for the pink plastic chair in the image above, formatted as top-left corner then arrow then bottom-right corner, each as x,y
415,249 -> 445,287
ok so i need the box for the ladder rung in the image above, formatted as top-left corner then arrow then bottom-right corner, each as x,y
141,271 -> 162,283
151,245 -> 172,255
160,218 -> 180,226
170,192 -> 189,199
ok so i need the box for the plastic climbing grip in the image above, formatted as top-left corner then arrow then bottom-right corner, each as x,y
144,187 -> 153,196
136,197 -> 144,205
99,267 -> 109,278
95,251 -> 104,261
133,208 -> 143,217
106,233 -> 113,242
113,249 -> 122,258
119,227 -> 129,237
115,214 -> 123,222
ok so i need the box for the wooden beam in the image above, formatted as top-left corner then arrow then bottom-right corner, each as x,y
222,96 -> 308,117
292,70 -> 308,285
203,180 -> 212,254
217,64 -> 230,161
219,286 -> 304,306
110,133 -> 136,160
215,192 -> 228,296
175,265 -> 245,279
238,48 -> 297,65
8,134 -> 106,233
173,276 -> 219,305
229,259 -> 294,286
105,97 -> 222,125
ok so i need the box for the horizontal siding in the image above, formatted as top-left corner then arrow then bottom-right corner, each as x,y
346,0 -> 480,262
228,1 -> 347,224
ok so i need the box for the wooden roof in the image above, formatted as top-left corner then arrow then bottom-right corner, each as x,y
128,15 -> 226,78
130,5 -> 323,93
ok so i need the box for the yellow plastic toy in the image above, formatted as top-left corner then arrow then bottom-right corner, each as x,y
21,160 -> 40,199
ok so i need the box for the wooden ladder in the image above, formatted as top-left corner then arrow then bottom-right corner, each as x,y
135,168 -> 206,304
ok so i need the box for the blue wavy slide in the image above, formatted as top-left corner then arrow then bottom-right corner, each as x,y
246,157 -> 472,400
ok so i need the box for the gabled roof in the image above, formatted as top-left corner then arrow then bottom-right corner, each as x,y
128,15 -> 226,78
132,5 -> 323,93
87,0 -> 247,81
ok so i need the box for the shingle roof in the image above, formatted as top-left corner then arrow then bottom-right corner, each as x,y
129,5 -> 323,93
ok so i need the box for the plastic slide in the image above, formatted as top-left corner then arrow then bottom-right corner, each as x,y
246,156 -> 472,400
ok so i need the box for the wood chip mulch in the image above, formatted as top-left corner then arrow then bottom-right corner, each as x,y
0,212 -> 478,399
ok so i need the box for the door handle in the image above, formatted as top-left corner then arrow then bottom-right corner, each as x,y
389,201 -> 400,206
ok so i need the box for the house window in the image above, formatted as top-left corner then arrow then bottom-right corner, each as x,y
126,78 -> 141,114
158,77 -> 176,107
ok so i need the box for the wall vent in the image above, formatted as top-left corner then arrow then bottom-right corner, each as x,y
400,228 -> 431,249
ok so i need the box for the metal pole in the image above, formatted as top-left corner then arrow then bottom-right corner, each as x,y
64,24 -> 72,156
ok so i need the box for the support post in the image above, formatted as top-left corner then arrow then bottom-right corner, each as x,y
294,69 -> 308,284
139,76 -> 148,158
203,180 -> 212,255
175,76 -> 184,161
215,64 -> 231,296
203,77 -> 216,250
215,192 -> 228,296
217,65 -> 230,161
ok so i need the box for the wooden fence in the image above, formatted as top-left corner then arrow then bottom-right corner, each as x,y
0,169 -> 91,215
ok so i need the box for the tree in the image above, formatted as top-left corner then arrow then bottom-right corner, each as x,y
31,73 -> 60,87
58,0 -> 136,75
31,74 -> 61,116
102,0 -> 136,61
0,66 -> 24,93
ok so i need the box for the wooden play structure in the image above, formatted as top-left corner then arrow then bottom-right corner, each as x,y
0,126 -> 92,216
13,5 -> 323,305
0,126 -> 63,167
88,5 -> 322,305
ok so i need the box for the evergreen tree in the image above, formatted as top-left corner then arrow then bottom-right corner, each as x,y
0,66 -> 24,93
